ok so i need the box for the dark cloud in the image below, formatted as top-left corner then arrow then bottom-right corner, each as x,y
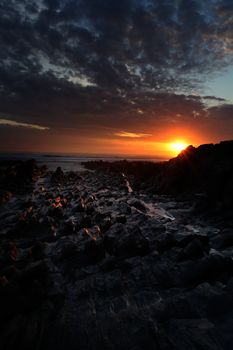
0,0 -> 232,141
203,96 -> 226,102
208,104 -> 233,121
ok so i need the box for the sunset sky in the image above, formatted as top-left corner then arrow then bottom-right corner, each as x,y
0,0 -> 233,157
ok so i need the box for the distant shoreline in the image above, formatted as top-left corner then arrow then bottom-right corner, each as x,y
0,152 -> 167,161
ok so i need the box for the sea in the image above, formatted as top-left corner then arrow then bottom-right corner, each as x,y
0,153 -> 166,172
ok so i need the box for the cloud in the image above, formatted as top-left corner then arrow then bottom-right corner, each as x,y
68,76 -> 97,87
115,131 -> 152,138
0,118 -> 49,130
203,96 -> 227,102
0,0 -> 232,145
207,104 -> 233,121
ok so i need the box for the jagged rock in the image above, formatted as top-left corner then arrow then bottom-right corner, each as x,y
181,238 -> 205,260
213,229 -> 233,249
115,215 -> 127,224
99,216 -> 112,232
1,151 -> 233,350
175,232 -> 209,248
181,254 -> 233,286
51,167 -> 65,184
128,199 -> 147,212
84,237 -> 105,264
155,233 -> 176,253
0,190 -> 12,205
30,242 -> 46,261
62,217 -> 77,235
76,199 -> 86,212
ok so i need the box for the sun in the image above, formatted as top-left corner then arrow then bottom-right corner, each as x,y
170,141 -> 188,154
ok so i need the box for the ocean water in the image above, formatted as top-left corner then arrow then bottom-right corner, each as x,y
0,153 -> 165,172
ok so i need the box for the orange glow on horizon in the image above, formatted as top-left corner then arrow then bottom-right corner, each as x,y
0,124 -> 207,158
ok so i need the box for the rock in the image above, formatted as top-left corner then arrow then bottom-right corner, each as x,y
51,167 -> 65,184
86,202 -> 95,214
0,190 -> 13,205
155,233 -> 176,253
181,238 -> 205,260
19,260 -> 51,290
0,260 -> 51,323
62,217 -> 76,235
0,265 -> 18,282
57,240 -> 79,263
1,152 -> 233,349
104,223 -> 126,254
30,242 -> 45,261
0,242 -> 19,268
175,232 -> 209,248
219,229 -> 233,248
105,225 -> 150,258
0,275 -> 9,287
181,254 -> 233,286
76,199 -> 86,212
49,207 -> 64,219
79,214 -> 92,228
99,256 -> 132,273
99,217 -> 112,232
158,318 -> 219,350
115,215 -> 127,224
128,199 -> 147,212
84,237 -> 105,264
118,202 -> 132,215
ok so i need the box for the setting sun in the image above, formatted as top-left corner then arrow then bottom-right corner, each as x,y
170,141 -> 188,154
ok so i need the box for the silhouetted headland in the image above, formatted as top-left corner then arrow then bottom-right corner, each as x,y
84,140 -> 233,220
0,141 -> 233,350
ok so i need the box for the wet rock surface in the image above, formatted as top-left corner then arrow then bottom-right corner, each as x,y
0,162 -> 233,350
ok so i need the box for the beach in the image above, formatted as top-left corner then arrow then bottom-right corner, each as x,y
0,142 -> 233,349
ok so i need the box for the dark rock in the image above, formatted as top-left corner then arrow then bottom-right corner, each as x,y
0,242 -> 18,268
47,206 -> 64,219
155,233 -> 176,253
99,217 -> 112,232
62,218 -> 76,235
79,214 -> 92,228
116,233 -> 149,258
181,238 -> 205,260
219,229 -> 233,248
1,144 -> 233,349
115,215 -> 127,224
158,318 -> 220,350
57,241 -> 79,263
105,224 -> 150,258
0,260 -> 51,323
175,232 -> 209,248
19,260 -> 51,290
51,167 -> 65,184
181,254 -> 233,286
84,237 -> 105,264
99,256 -> 132,273
128,199 -> 147,212
0,190 -> 13,205
76,199 -> 86,212
30,242 -> 45,261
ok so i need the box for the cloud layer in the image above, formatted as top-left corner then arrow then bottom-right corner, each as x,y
0,118 -> 49,130
115,131 -> 152,138
0,0 -> 232,150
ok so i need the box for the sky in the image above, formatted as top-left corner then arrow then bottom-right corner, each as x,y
0,0 -> 233,157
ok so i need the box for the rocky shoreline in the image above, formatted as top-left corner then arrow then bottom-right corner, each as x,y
0,147 -> 233,349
